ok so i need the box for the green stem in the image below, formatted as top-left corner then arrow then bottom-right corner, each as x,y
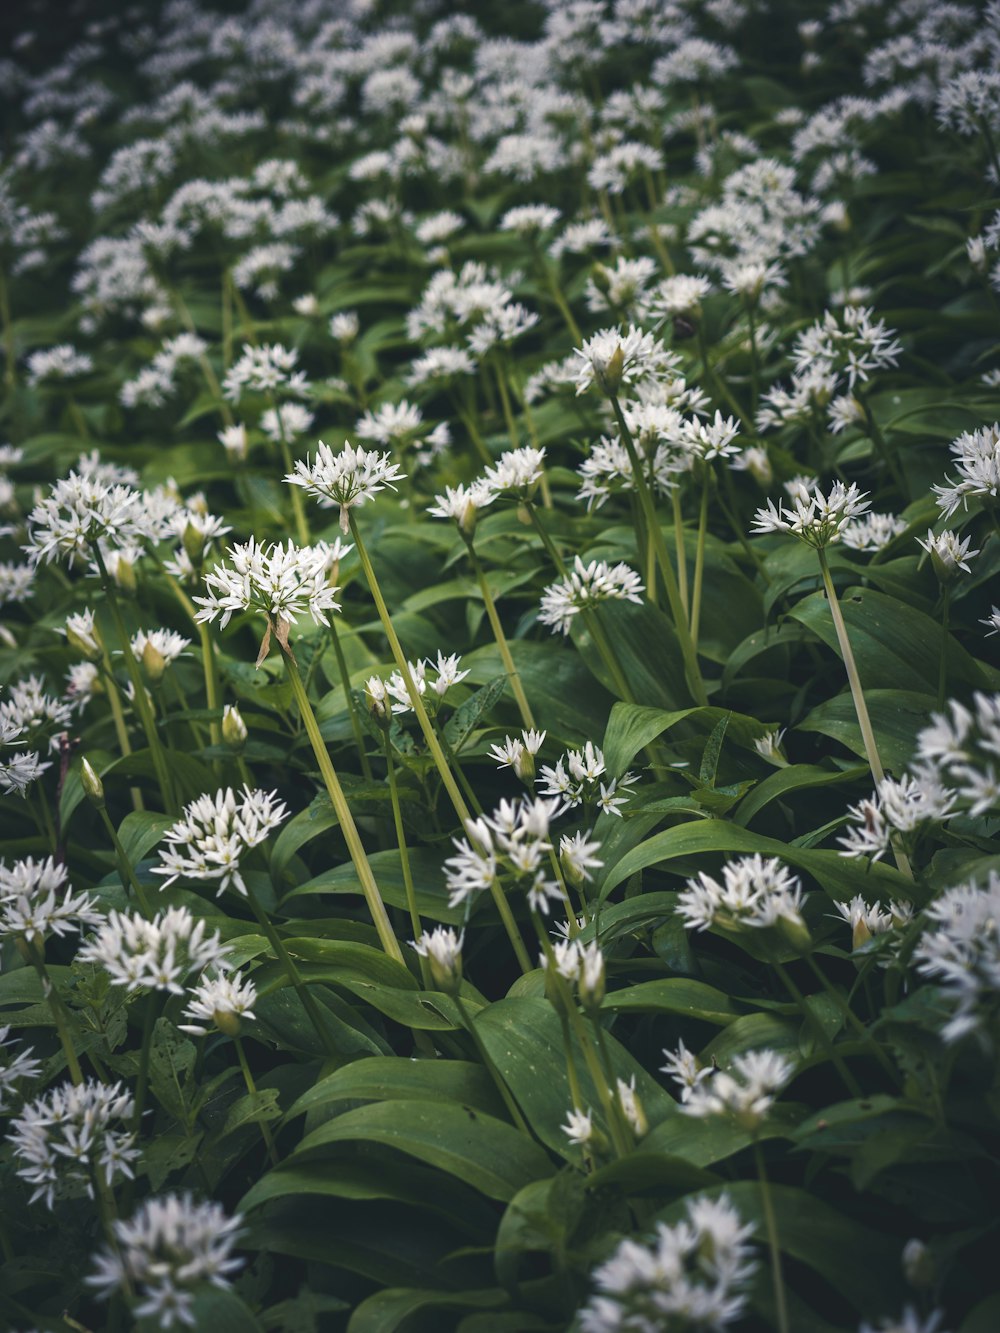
817,549 -> 912,880
351,518 -> 532,973
804,954 -> 899,1084
24,941 -> 84,1085
544,264 -> 583,343
327,618 -> 374,782
466,541 -> 536,730
937,586 -> 950,711
383,737 -> 424,955
98,649 -> 143,811
689,466 -> 710,650
272,402 -> 310,545
455,994 -> 531,1135
671,487 -> 689,621
235,1036 -> 280,1166
95,554 -> 177,815
754,1139 -> 790,1333
775,962 -> 862,1098
610,398 -> 708,704
199,622 -> 223,750
279,641 -> 403,964
132,993 -> 161,1134
245,884 -> 339,1057
493,360 -> 519,449
98,806 -> 152,915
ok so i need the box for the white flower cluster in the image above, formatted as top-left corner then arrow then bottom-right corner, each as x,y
751,479 -> 871,548
932,423 -> 1000,520
538,742 -> 638,816
78,906 -> 230,993
444,796 -> 566,913
575,325 -> 680,397
179,970 -> 258,1036
285,440 -> 405,533
222,342 -> 310,402
839,774 -> 956,862
194,537 -> 342,632
366,651 -> 469,719
914,873 -> 1000,1043
0,855 -> 103,945
577,1194 -> 757,1333
915,693 -> 1000,817
677,1049 -> 794,1129
676,855 -> 806,935
538,555 -> 645,635
154,786 -> 288,896
0,1026 -> 42,1113
8,1078 -> 139,1208
23,471 -> 154,567
88,1193 -> 245,1329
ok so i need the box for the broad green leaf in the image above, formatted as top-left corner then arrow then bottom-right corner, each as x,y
444,674 -> 509,749
348,1287 -> 507,1333
118,810 -> 175,865
282,846 -> 462,923
289,1099 -> 554,1201
602,978 -> 741,1026
601,702 -> 768,777
600,819 -> 912,904
287,1056 -> 502,1120
734,763 -> 867,827
798,690 -> 938,773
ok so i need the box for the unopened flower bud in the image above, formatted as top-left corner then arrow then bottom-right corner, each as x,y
364,676 -> 392,728
902,1239 -> 935,1290
67,624 -> 101,662
598,344 -> 625,397
213,1008 -> 242,1038
778,914 -> 812,953
81,756 -> 105,809
114,559 -> 137,597
222,704 -> 247,753
578,942 -> 606,1012
590,262 -> 612,296
182,521 -> 206,568
141,640 -> 167,685
412,926 -> 463,996
616,1076 -> 648,1139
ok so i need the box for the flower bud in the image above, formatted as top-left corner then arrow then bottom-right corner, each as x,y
141,640 -> 167,685
80,756 -> 105,809
590,262 -> 612,296
213,1008 -> 242,1038
578,943 -> 606,1012
182,521 -> 206,568
364,677 -> 392,729
902,1239 -> 935,1290
778,914 -> 812,954
67,624 -> 101,661
412,926 -> 464,996
598,344 -> 625,397
222,704 -> 247,752
112,554 -> 137,597
513,746 -> 536,785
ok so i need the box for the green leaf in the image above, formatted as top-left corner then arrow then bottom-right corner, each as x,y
789,587 -> 996,693
286,1056 -> 502,1120
602,978 -> 741,1026
698,713 -> 729,786
282,846 -> 462,923
118,810 -> 175,865
221,1089 -> 281,1136
347,1287 -> 507,1333
734,764 -> 867,827
288,1099 -> 554,1201
601,702 -> 768,777
571,600 -> 689,708
444,674 -> 509,749
600,819 -> 912,904
798,690 -> 938,773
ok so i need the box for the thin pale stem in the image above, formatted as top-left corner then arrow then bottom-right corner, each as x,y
95,555 -> 177,815
327,619 -> 374,782
199,622 -> 223,750
272,404 -> 310,545
466,541 -> 536,730
280,642 -> 403,964
937,586 -> 950,711
610,398 -> 708,704
690,467 -> 710,649
671,488 -> 689,621
24,941 -> 84,1085
754,1139 -> 790,1333
132,993 -> 162,1134
383,737 -> 424,955
235,1036 -> 280,1166
493,360 -> 519,450
98,649 -> 143,811
454,994 -> 532,1136
775,962 -> 862,1098
351,518 -> 532,973
98,806 -> 151,915
817,549 -> 912,880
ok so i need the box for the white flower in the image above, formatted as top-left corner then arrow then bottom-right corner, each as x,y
261,402 -> 314,444
839,775 -> 955,862
833,895 -> 910,952
577,1194 -> 757,1333
913,873 -> 1000,1043
285,440 -> 405,533
222,343 -> 309,402
87,1193 -> 245,1329
677,855 -> 806,934
0,1026 -> 41,1112
840,512 -> 907,552
559,831 -> 604,885
575,325 -> 678,396
411,926 -> 464,992
916,693 -> 1000,816
25,344 -> 93,386
153,786 -> 288,896
661,1039 -> 713,1103
130,629 -> 191,668
751,480 -> 871,548
0,855 -> 103,944
330,311 -> 359,342
78,906 -> 230,994
917,528 -> 980,581
538,742 -> 638,815
0,751 -> 50,797
859,1308 -> 948,1333
561,1106 -> 596,1146
9,1078 -> 138,1209
483,446 -> 546,497
538,556 -> 644,635
23,472 -> 153,568
179,971 -> 258,1036
194,538 -> 342,634
932,423 -> 1000,519
682,1049 -> 794,1128
217,424 -> 248,462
